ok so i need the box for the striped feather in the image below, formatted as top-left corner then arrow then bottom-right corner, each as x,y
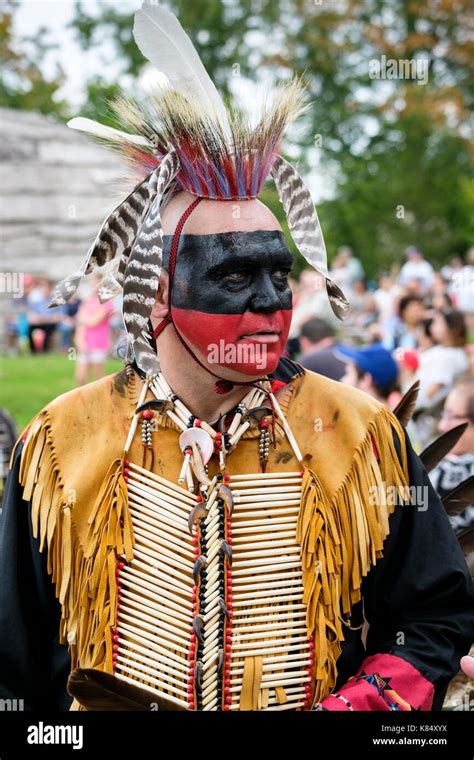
122,151 -> 180,375
270,155 -> 350,320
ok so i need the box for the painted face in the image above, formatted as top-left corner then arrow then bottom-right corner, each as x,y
162,231 -> 293,374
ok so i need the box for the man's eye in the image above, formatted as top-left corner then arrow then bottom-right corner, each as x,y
222,272 -> 248,285
272,269 -> 290,280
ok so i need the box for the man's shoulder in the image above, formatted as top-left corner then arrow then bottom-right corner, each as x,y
297,368 -> 383,417
21,367 -> 134,440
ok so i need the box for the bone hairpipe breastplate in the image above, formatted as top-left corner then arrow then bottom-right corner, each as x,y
114,375 -> 314,711
116,463 -> 312,710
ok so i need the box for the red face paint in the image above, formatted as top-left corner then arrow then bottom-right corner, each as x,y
172,307 -> 292,374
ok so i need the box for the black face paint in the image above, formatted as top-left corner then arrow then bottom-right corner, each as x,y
162,231 -> 294,313
161,230 -> 294,375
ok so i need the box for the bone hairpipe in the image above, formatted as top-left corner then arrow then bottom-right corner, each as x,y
232,591 -> 304,605
128,462 -> 197,501
131,525 -> 194,569
128,485 -> 192,523
117,619 -> 189,657
129,512 -> 194,556
116,660 -> 187,697
119,573 -> 193,616
233,486 -> 302,498
230,653 -> 311,670
117,623 -> 189,662
120,587 -> 191,627
129,496 -> 189,531
230,471 -> 302,481
114,672 -> 189,709
117,635 -> 189,673
231,534 -> 297,547
122,562 -> 193,600
116,650 -> 187,684
132,550 -> 193,587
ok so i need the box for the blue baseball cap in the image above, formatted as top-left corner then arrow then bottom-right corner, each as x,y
336,343 -> 399,390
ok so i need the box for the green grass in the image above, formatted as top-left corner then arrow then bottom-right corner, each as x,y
0,354 -> 122,432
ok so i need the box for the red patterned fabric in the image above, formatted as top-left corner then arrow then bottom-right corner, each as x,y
321,653 -> 435,711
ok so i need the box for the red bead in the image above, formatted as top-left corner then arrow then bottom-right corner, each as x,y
188,701 -> 195,710
119,561 -> 126,569
224,474 -> 230,482
187,685 -> 194,694
308,640 -> 314,650
112,644 -> 119,652
112,634 -> 119,642
259,418 -> 269,430
224,687 -> 231,696
142,409 -> 153,420
195,419 -> 202,428
223,705 -> 230,711
227,594 -> 233,602
225,667 -> 231,676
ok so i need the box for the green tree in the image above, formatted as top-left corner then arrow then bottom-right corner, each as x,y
70,0 -> 473,271
0,0 -> 68,117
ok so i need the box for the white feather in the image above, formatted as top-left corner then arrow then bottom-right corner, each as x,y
67,117 -> 149,147
133,1 -> 229,130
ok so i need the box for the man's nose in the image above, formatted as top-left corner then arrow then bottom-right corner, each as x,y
249,273 -> 285,313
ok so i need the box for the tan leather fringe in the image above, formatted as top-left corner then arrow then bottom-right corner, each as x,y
296,406 -> 409,706
15,411 -> 134,679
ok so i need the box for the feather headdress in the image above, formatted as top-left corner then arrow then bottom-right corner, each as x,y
50,0 -> 349,375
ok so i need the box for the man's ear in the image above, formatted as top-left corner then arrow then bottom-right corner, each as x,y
360,372 -> 373,392
150,270 -> 169,330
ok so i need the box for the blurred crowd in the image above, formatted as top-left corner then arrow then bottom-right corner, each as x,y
291,244 -> 474,545
3,273 -> 125,384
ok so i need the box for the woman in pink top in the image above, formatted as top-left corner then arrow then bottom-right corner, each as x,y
75,282 -> 115,385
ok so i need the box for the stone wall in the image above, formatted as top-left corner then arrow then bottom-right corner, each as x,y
0,107 -> 132,283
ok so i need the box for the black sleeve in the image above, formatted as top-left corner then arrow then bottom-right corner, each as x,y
0,441 -> 72,711
361,428 -> 474,710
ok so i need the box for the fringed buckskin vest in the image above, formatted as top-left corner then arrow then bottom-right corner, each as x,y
11,366 -> 409,711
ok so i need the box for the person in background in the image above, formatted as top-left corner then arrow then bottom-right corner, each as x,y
430,378 -> 474,537
298,318 -> 346,380
373,272 -> 399,324
398,246 -> 435,292
288,269 -> 337,346
57,295 -> 82,353
416,309 -> 469,411
428,272 -> 454,311
26,278 -> 61,352
416,317 -> 434,353
384,294 -> 425,351
337,343 -> 400,407
330,246 -> 364,296
74,278 -> 115,385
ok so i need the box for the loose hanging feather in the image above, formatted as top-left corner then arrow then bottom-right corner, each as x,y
270,155 -> 350,319
393,381 -> 420,427
420,423 -> 469,473
442,476 -> 474,516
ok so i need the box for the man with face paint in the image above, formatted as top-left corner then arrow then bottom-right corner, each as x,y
151,192 -> 294,418
0,1 -> 473,715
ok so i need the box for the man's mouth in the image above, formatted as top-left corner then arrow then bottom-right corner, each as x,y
238,330 -> 281,344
